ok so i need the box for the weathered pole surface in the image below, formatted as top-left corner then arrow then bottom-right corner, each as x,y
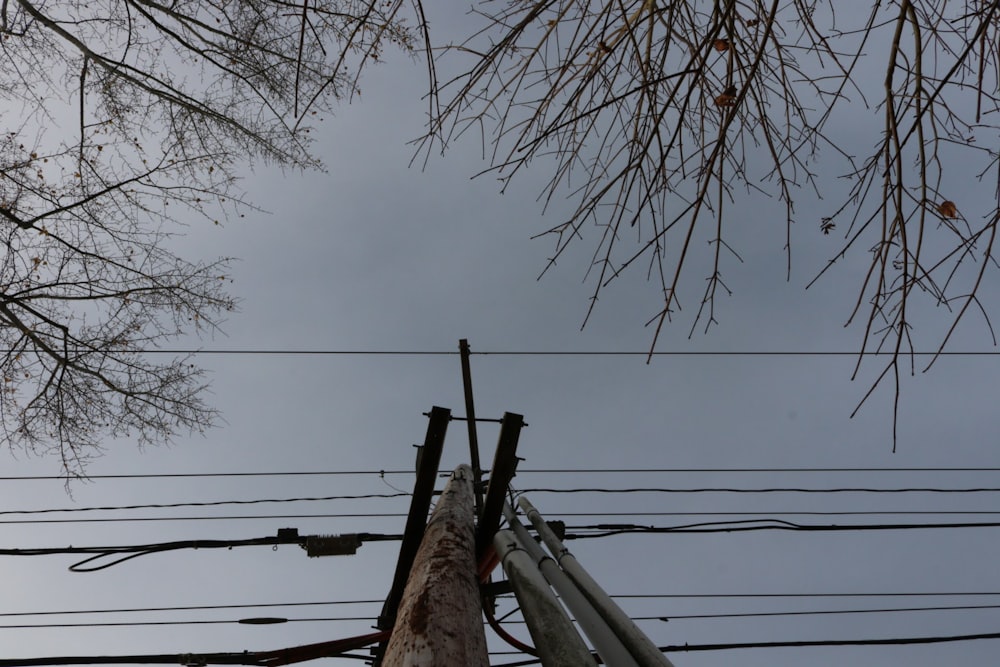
382,464 -> 488,667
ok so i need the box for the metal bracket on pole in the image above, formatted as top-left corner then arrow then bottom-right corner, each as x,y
476,411 -> 524,556
377,406 -> 450,632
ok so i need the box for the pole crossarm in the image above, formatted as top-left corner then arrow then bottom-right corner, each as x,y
477,412 -> 524,556
377,406 -> 451,631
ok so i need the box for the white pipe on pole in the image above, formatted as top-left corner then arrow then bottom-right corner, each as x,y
519,496 -> 676,667
504,504 -> 640,667
493,529 -> 594,667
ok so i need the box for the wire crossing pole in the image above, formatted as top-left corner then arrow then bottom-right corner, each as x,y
382,465 -> 488,667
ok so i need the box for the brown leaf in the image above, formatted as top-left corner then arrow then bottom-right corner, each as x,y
713,39 -> 730,52
714,85 -> 738,107
937,200 -> 958,218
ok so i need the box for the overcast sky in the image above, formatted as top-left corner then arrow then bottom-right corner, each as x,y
2,5 -> 1000,666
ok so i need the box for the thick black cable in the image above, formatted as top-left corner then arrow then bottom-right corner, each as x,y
0,513 -> 410,525
12,592 -> 1000,622
658,630 -> 1000,652
563,518 -> 1000,538
0,530 -> 401,572
9,602 -> 1000,629
4,467 -> 1000,482
490,630 -> 1000,666
1,348 -> 993,356
651,603 -> 1000,621
0,600 -> 381,618
0,494 -> 409,517
607,591 -> 1000,599
520,486 -> 1000,494
0,617 -> 377,629
11,593 -> 999,620
7,509 -> 1000,526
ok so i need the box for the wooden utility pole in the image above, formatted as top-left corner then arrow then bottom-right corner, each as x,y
382,464 -> 488,667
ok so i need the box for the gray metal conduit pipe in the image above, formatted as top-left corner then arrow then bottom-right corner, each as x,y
492,529 -> 594,667
503,503 -> 640,667
518,496 -> 676,667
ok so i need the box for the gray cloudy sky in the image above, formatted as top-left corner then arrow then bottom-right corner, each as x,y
2,5 -> 1000,666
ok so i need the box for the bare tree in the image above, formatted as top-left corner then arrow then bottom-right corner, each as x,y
0,0 -> 420,473
421,0 -> 1000,445
5,0 -> 997,464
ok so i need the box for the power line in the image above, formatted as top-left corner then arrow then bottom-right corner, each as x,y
11,509 -> 1000,526
9,593 -> 1000,620
15,508 -> 1000,521
0,529 -> 401,572
8,602 -> 1000,630
16,348 -> 997,356
562,518 -> 1000,538
606,591 -> 1000,599
0,617 -> 376,630
490,630 -> 1000,665
0,470 -> 418,481
0,494 -> 409,517
649,602 -> 1000,622
5,467 -> 1000,482
520,486 -> 1000,494
658,630 -> 1000,653
0,513 -> 410,525
0,600 -> 381,618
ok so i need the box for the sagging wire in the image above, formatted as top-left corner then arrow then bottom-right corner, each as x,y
0,528 -> 402,572
561,518 -> 1000,539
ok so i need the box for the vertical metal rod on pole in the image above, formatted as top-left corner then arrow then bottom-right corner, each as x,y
477,411 -> 524,555
493,529 -> 595,667
503,504 -> 639,667
518,497 -> 675,667
458,338 -> 484,516
382,465 -> 489,667
378,406 -> 451,632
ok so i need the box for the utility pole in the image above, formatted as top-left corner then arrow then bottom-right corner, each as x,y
382,464 -> 488,667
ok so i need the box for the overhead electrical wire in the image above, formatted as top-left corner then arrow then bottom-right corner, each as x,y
6,509 -> 1000,526
606,590 -> 1000,599
0,529 -> 401,572
561,518 -> 1000,538
0,494 -> 409,517
489,629 -> 1000,666
0,513 -> 410,525
10,591 -> 999,620
0,600 -> 382,618
5,602 -> 1000,630
519,485 -> 1000,494
3,466 -> 1000,482
4,465 -> 999,665
0,616 -> 377,630
1,348 -> 992,356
